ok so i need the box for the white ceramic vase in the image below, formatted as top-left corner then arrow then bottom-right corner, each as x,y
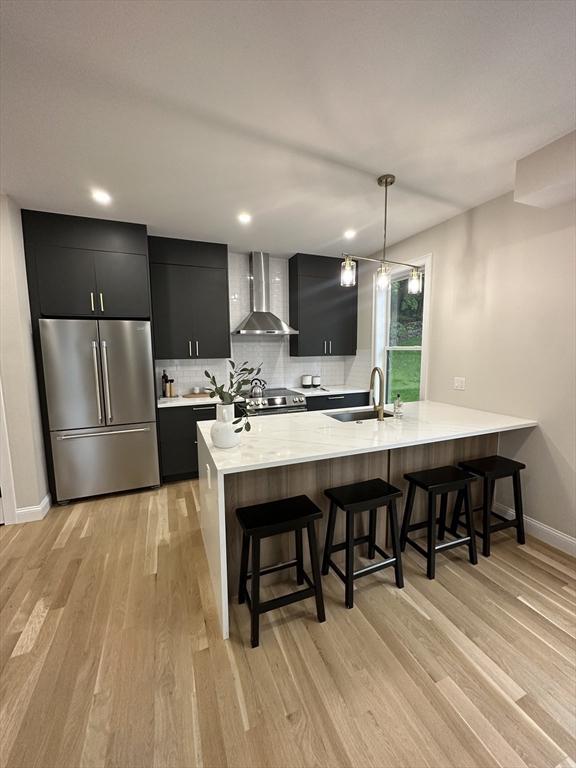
210,403 -> 241,449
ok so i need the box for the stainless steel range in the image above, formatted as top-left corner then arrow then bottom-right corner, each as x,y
244,388 -> 307,416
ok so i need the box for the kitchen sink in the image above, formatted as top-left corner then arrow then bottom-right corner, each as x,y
327,409 -> 393,422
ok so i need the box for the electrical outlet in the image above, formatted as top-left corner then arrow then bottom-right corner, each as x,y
453,377 -> 466,391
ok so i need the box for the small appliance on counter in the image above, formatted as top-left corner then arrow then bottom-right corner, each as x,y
301,375 -> 312,388
312,375 -> 321,388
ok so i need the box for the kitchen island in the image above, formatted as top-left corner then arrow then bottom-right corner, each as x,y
197,401 -> 536,638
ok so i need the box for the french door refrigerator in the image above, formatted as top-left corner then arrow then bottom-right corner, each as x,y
39,318 -> 159,502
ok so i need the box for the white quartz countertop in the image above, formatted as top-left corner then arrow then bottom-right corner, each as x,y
158,395 -> 215,408
197,400 -> 537,475
291,386 -> 369,397
158,385 -> 368,408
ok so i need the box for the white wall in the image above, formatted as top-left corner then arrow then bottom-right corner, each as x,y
383,192 -> 575,538
0,195 -> 49,520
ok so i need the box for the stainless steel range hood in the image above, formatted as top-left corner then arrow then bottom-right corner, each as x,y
232,252 -> 298,335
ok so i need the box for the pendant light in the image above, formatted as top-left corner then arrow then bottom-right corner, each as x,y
337,172 -> 423,294
340,253 -> 357,287
408,267 -> 422,294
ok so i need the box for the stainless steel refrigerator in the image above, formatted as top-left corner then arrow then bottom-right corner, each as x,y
39,319 -> 159,502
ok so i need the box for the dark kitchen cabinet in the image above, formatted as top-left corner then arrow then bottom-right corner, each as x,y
158,404 -> 216,479
22,211 -> 151,319
35,246 -> 97,317
94,251 -> 150,318
289,253 -> 357,357
149,237 -> 231,360
305,392 -> 370,411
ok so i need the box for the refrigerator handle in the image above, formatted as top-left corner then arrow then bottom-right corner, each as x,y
91,341 -> 103,423
101,340 -> 113,422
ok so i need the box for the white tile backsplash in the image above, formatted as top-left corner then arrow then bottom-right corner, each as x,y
156,252 -> 366,394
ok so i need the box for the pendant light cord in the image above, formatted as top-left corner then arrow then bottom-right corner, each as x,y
382,182 -> 388,264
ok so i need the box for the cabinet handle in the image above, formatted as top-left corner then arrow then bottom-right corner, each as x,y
328,395 -> 345,400
99,292 -> 104,312
323,340 -> 327,355
196,340 -> 199,357
90,292 -> 95,312
193,406 -> 215,411
329,340 -> 332,355
188,340 -> 192,357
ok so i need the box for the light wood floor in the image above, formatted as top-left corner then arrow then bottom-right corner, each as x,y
0,481 -> 574,768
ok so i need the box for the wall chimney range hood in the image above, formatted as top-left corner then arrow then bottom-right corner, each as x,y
232,252 -> 298,335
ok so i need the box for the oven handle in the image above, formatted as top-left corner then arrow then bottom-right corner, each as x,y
248,406 -> 308,416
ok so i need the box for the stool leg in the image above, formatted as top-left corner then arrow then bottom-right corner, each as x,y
449,490 -> 464,535
427,493 -> 437,580
345,509 -> 355,608
400,482 -> 416,552
388,498 -> 404,589
464,485 -> 478,565
295,528 -> 304,585
321,501 -> 337,575
238,531 -> 250,604
512,471 -> 526,545
368,508 -> 377,558
307,521 -> 326,623
482,477 -> 492,557
438,493 -> 448,541
250,536 -> 261,648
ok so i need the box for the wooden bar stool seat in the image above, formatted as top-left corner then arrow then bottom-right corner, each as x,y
237,495 -> 326,648
400,466 -> 477,579
322,478 -> 404,608
452,455 -> 526,557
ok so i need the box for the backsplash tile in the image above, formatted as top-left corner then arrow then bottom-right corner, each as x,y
156,252 -> 364,394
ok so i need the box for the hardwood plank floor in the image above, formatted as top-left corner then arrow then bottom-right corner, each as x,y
0,480 -> 574,768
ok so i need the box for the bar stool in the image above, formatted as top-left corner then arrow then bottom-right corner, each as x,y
237,495 -> 326,648
322,478 -> 404,608
400,466 -> 477,579
452,455 -> 526,557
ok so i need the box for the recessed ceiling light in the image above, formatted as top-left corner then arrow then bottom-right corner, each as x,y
91,188 -> 112,205
237,212 -> 252,225
344,229 -> 356,240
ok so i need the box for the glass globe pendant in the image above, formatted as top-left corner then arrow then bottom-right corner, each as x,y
340,254 -> 357,287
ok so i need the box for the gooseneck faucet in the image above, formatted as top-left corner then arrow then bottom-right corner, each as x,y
369,366 -> 386,421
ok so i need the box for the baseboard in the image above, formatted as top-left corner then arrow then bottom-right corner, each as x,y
493,502 -> 576,557
14,493 -> 51,524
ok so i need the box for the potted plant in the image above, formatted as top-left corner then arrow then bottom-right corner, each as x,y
204,360 -> 263,448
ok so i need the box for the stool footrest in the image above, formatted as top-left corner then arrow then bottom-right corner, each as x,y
327,543 -> 396,583
259,586 -> 317,614
406,534 -> 470,557
245,558 -> 298,579
435,536 -> 470,552
329,534 -> 370,554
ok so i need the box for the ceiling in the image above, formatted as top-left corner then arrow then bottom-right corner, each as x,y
1,0 -> 574,257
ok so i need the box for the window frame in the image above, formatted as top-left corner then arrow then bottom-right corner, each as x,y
371,253 -> 432,402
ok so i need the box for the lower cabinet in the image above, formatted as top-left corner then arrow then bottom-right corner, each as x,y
305,392 -> 370,411
158,404 -> 216,480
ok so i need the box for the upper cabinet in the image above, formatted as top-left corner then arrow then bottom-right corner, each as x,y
148,236 -> 231,360
22,211 -> 150,319
289,253 -> 358,357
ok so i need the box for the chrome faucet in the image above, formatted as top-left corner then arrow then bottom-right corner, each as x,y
369,366 -> 386,421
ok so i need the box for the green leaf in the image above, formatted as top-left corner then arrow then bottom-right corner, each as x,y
234,427 -> 243,433
245,421 -> 251,432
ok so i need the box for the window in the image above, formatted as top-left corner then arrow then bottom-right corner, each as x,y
373,256 -> 430,403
